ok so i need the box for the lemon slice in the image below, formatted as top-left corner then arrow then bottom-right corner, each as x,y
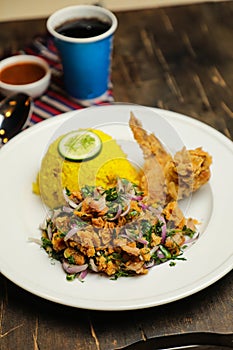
58,130 -> 102,161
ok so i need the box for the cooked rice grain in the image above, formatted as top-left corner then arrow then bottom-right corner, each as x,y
33,130 -> 140,208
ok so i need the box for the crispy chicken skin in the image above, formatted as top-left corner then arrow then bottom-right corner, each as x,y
165,146 -> 212,201
129,112 -> 212,203
129,112 -> 172,168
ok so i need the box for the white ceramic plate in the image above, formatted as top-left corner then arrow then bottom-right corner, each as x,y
0,104 -> 232,311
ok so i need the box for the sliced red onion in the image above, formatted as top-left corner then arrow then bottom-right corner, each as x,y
157,214 -> 167,244
108,204 -> 122,221
78,269 -> 88,280
144,260 -> 155,268
138,202 -> 149,210
39,219 -> 47,231
120,202 -> 131,217
137,229 -> 147,244
70,222 -> 79,228
116,178 -> 124,193
52,208 -> 62,219
62,261 -> 88,274
126,193 -> 143,201
124,228 -> 136,241
89,258 -> 99,272
137,237 -> 149,245
64,226 -> 78,241
28,237 -> 41,245
63,206 -> 74,213
157,249 -> 165,259
150,245 -> 159,254
89,196 -> 107,212
47,225 -> 52,240
149,206 -> 162,215
62,189 -> 78,209
125,181 -> 134,195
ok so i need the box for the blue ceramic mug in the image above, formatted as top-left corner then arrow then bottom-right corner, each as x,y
47,5 -> 118,101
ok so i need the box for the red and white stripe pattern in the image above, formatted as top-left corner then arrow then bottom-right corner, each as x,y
23,36 -> 114,124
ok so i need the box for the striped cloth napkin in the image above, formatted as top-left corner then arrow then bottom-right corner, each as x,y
22,35 -> 114,125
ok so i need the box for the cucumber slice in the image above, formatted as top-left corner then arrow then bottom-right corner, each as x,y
58,130 -> 102,161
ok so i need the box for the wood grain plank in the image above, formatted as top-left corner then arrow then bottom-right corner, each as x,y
0,2 -> 233,350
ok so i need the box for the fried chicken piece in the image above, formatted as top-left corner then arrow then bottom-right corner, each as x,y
129,112 -> 172,168
165,147 -> 212,200
129,112 -> 171,204
139,155 -> 167,204
129,112 -> 212,203
125,260 -> 148,275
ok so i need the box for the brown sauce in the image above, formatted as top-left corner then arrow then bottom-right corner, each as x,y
1,62 -> 46,85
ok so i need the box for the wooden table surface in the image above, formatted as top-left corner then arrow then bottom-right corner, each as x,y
0,2 -> 233,349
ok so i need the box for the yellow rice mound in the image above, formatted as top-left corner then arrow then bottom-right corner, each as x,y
33,129 -> 140,209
